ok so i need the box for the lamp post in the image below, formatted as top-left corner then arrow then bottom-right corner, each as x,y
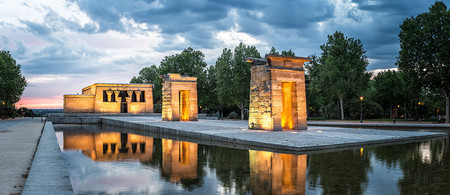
360,96 -> 364,123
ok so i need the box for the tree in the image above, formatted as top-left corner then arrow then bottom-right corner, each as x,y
309,31 -> 371,120
373,70 -> 406,118
159,47 -> 209,107
0,51 -> 27,119
130,65 -> 162,103
267,47 -> 280,55
281,49 -> 295,56
216,43 -> 261,119
397,1 -> 450,123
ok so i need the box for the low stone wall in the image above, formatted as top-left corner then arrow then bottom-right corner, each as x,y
47,113 -> 162,124
307,122 -> 450,130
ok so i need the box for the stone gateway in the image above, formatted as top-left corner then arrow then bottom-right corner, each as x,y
161,73 -> 198,121
247,55 -> 310,131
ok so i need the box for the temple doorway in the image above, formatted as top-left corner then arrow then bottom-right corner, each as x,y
281,82 -> 295,129
179,90 -> 190,121
121,96 -> 127,113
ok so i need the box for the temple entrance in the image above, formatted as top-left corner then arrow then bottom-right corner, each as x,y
179,90 -> 190,121
281,82 -> 295,129
121,96 -> 127,113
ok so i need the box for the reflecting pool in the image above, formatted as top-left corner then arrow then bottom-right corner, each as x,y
54,124 -> 450,194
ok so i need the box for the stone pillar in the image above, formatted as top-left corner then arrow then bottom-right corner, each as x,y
135,91 -> 142,102
114,91 -> 120,102
106,91 -> 113,102
127,90 -> 133,100
247,55 -> 310,131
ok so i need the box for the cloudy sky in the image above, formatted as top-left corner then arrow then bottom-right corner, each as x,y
0,0 -> 444,109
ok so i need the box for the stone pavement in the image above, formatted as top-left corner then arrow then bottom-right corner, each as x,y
0,118 -> 43,195
22,122 -> 73,195
102,116 -> 446,153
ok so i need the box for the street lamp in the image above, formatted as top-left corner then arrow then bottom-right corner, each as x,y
360,96 -> 364,123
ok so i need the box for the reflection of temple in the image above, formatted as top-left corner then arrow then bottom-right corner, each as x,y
64,132 -> 153,162
249,150 -> 307,195
162,139 -> 198,182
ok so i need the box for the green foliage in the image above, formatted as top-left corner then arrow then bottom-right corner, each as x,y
130,65 -> 161,103
307,31 -> 371,119
348,99 -> 383,119
153,103 -> 162,113
372,70 -> 407,118
215,42 -> 261,119
281,49 -> 295,56
226,111 -> 239,119
397,1 -> 450,123
267,47 -> 280,55
0,51 -> 27,119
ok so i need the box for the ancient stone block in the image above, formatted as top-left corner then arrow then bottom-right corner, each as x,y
247,55 -> 310,131
161,73 -> 198,121
63,83 -> 154,113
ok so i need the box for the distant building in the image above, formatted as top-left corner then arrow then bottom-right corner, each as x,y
63,83 -> 154,113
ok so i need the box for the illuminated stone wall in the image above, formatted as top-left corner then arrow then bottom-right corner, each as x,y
249,150 -> 307,194
64,83 -> 154,113
248,55 -> 310,131
64,132 -> 153,162
161,139 -> 198,182
161,74 -> 198,121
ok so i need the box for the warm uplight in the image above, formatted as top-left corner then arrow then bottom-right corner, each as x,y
180,90 -> 190,121
360,96 -> 364,101
398,105 -> 400,108
360,148 -> 364,156
282,82 -> 294,130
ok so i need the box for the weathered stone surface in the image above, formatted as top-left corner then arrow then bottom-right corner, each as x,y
64,83 -> 154,114
248,55 -> 310,131
161,74 -> 198,121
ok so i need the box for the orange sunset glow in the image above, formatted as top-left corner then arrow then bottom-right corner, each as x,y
17,96 -> 63,109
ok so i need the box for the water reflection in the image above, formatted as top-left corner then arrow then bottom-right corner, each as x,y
161,139 -> 198,182
64,132 -> 153,162
249,150 -> 306,195
55,125 -> 450,194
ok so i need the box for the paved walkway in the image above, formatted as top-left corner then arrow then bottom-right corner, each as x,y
102,116 -> 446,153
22,122 -> 73,195
0,118 -> 43,195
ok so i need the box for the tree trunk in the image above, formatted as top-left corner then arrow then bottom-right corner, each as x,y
339,96 -> 344,120
237,102 -> 245,120
404,103 -> 408,120
446,91 -> 449,124
389,103 -> 392,119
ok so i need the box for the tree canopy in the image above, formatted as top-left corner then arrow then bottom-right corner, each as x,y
0,51 -> 27,119
307,31 -> 371,120
215,42 -> 261,119
397,1 -> 449,123
0,51 -> 27,105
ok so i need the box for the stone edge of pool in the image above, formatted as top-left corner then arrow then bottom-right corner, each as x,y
100,117 -> 447,153
22,122 -> 73,195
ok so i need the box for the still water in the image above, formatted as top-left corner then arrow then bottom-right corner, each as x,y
54,124 -> 450,194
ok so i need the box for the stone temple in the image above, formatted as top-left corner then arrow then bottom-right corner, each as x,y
247,55 -> 310,131
64,83 -> 154,113
161,73 -> 198,121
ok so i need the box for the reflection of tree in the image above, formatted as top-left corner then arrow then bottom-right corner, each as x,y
374,137 -> 449,194
307,149 -> 371,194
204,146 -> 251,195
